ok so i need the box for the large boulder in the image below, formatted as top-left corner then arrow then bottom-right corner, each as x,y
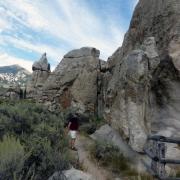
104,0 -> 180,152
24,0 -> 180,155
31,53 -> 50,88
5,86 -> 21,100
90,124 -> 149,172
0,85 -> 26,100
49,168 -> 95,180
90,124 -> 137,159
64,47 -> 100,58
26,53 -> 50,98
40,47 -> 101,114
32,53 -> 50,71
105,48 -> 151,152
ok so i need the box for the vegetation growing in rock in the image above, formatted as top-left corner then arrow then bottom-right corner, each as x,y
90,141 -> 132,173
90,141 -> 153,179
0,99 -> 71,180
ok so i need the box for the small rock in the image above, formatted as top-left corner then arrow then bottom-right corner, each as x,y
49,168 -> 95,180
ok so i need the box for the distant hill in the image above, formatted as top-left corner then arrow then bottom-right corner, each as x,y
0,64 -> 31,88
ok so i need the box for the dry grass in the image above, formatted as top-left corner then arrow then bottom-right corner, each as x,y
89,141 -> 154,179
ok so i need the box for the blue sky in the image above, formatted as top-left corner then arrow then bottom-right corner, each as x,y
0,0 -> 138,72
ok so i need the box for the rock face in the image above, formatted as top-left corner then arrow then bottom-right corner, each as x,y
49,168 -> 95,180
26,53 -> 50,98
40,47 -> 102,114
0,85 -> 26,100
1,86 -> 23,100
26,0 -> 180,153
90,124 -> 149,172
90,124 -> 137,159
104,0 -> 180,152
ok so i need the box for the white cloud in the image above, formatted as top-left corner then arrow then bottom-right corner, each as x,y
1,35 -> 64,62
0,18 -> 9,32
0,53 -> 33,72
0,0 -> 136,69
0,0 -> 48,30
41,0 -> 125,59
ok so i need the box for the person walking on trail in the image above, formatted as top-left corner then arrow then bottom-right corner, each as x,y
66,113 -> 79,151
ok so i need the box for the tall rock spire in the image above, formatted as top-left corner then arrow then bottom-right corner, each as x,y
26,53 -> 51,98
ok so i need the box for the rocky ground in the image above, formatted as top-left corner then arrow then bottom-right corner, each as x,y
76,135 -> 113,180
68,133 -> 153,180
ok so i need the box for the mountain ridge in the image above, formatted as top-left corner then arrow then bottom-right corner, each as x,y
0,64 -> 31,75
0,64 -> 31,88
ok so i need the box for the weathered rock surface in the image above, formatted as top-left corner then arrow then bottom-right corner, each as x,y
26,0 -> 180,154
32,53 -> 50,72
90,124 -> 137,159
49,168 -> 95,180
90,124 -> 150,172
40,47 -> 102,114
104,0 -> 180,152
64,47 -> 100,58
0,85 -> 26,100
26,53 -> 50,98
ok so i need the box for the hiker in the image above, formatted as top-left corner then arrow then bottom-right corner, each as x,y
66,113 -> 79,151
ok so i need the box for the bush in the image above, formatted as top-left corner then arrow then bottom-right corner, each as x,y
90,141 -> 154,178
90,141 -> 130,173
127,175 -> 154,180
0,135 -> 27,180
0,100 -> 71,179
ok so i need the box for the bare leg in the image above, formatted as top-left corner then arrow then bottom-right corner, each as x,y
71,138 -> 76,149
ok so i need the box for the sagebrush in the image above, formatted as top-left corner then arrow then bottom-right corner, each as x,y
0,100 -> 70,180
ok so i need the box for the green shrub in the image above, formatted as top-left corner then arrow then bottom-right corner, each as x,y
0,135 -> 27,180
0,100 -> 71,179
177,172 -> 180,177
127,175 -> 154,180
90,141 -> 154,178
90,141 -> 130,173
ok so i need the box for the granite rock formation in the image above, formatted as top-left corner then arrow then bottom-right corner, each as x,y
90,124 -> 138,159
26,0 -> 180,154
26,53 -> 50,98
49,168 -> 95,180
40,47 -> 103,114
104,0 -> 180,152
0,85 -> 26,100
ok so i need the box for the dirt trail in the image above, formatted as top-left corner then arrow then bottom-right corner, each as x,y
75,135 -> 114,180
73,134 -> 151,180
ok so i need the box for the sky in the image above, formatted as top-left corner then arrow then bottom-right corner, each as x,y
0,0 -> 138,72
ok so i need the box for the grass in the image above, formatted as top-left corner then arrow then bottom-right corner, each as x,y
90,141 -> 133,174
126,175 -> 154,180
0,135 -> 28,180
0,99 -> 72,180
89,141 -> 153,179
176,172 -> 180,178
